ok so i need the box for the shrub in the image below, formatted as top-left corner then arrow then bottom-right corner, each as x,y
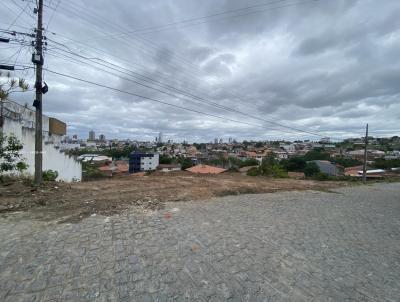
304,162 -> 320,177
312,172 -> 330,181
0,134 -> 27,174
42,170 -> 58,181
179,158 -> 193,170
82,162 -> 103,180
282,157 -> 306,172
228,166 -> 239,172
247,167 -> 261,176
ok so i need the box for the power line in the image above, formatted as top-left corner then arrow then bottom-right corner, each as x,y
46,48 -> 284,134
40,0 -> 327,137
46,33 -> 215,96
9,0 -> 36,22
43,1 -> 212,81
6,2 -> 30,30
81,0 -> 318,39
44,68 -> 319,137
46,40 -> 326,138
45,0 -> 61,30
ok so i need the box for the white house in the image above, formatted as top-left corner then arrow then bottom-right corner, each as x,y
1,100 -> 82,182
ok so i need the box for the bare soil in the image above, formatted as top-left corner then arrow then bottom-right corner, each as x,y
0,171 -> 348,223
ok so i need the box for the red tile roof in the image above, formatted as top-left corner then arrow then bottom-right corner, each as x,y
186,164 -> 226,174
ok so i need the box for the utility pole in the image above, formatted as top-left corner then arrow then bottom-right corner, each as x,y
362,123 -> 369,184
34,0 -> 44,185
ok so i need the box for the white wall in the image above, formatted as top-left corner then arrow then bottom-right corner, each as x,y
2,102 -> 82,182
140,154 -> 159,171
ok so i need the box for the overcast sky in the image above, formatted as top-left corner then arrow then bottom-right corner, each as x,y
1,0 -> 399,142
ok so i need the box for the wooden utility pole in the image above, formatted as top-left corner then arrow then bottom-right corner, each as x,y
362,123 -> 368,184
34,0 -> 44,184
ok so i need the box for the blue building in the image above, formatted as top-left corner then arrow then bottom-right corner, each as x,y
129,152 -> 159,173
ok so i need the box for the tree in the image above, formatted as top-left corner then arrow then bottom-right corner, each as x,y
259,154 -> 287,178
179,157 -> 193,170
0,134 -> 27,175
303,150 -> 330,161
332,157 -> 362,168
0,71 -> 29,101
304,162 -> 320,177
282,157 -> 307,172
159,155 -> 172,164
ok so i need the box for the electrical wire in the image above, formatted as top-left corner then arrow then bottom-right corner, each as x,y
46,40 -> 327,138
45,0 -> 61,30
44,68 -> 321,137
6,2 -> 30,30
75,0 -> 318,39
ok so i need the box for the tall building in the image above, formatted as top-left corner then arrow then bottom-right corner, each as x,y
72,134 -> 78,140
158,132 -> 163,144
89,130 -> 95,141
99,134 -> 106,141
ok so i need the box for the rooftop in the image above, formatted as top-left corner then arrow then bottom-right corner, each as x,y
186,164 -> 227,174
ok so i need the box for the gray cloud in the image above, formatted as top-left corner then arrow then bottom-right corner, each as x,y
1,0 -> 399,141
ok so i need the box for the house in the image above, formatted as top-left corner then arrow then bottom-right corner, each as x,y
274,151 -> 288,160
344,165 -> 370,177
157,164 -> 181,172
78,154 -> 112,164
311,160 -> 344,176
186,164 -> 226,174
1,100 -> 82,181
98,160 -> 129,177
129,152 -> 159,173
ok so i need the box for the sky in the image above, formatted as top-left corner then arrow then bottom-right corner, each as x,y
1,0 -> 399,142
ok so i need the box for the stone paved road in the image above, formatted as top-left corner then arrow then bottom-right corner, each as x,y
0,183 -> 399,301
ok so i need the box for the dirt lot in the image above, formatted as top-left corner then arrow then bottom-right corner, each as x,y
0,172 -> 348,223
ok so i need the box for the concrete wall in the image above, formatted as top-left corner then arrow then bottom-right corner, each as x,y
141,154 -> 159,171
1,101 -> 82,182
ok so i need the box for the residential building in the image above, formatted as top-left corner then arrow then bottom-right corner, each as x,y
129,152 -> 159,173
1,100 -> 82,181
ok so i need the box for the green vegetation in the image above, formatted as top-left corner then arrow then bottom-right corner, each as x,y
0,71 -> 29,101
302,150 -> 330,161
332,157 -> 362,168
304,162 -> 320,177
228,157 -> 259,169
42,170 -> 58,181
159,155 -> 173,164
82,162 -> 104,180
281,157 -> 306,172
247,154 -> 287,178
246,167 -> 261,176
68,145 -> 138,159
373,158 -> 400,169
178,157 -> 193,170
0,134 -> 27,177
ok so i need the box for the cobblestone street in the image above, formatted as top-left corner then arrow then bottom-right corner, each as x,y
0,183 -> 399,301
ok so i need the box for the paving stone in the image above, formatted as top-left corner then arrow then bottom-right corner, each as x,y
0,183 -> 399,301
